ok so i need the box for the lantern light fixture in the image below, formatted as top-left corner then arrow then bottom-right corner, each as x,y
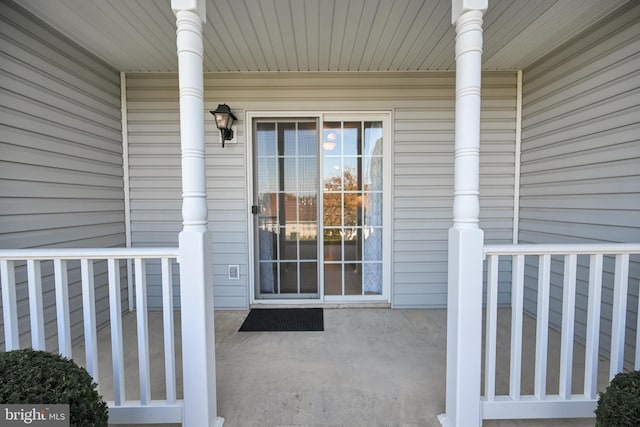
210,104 -> 237,147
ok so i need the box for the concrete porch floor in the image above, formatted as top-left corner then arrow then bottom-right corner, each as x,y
80,308 -> 607,427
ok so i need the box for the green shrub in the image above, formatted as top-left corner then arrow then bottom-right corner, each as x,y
0,349 -> 108,426
595,370 -> 640,427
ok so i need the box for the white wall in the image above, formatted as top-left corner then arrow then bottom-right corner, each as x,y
520,2 -> 640,367
126,71 -> 517,309
0,1 -> 125,349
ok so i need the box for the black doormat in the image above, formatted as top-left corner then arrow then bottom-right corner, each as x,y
239,308 -> 324,332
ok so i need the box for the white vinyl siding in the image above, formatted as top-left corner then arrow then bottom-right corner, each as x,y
0,2 -> 124,349
520,3 -> 640,368
126,71 -> 517,309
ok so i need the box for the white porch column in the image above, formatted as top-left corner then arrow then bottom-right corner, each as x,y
171,1 -> 223,426
438,1 -> 487,427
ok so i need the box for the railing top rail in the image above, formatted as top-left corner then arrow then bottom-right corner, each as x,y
484,243 -> 640,256
0,247 -> 179,261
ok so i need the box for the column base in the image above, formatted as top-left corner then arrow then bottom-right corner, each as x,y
437,413 -> 451,427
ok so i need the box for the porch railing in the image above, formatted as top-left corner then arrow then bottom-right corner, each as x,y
482,243 -> 640,420
0,248 -> 181,424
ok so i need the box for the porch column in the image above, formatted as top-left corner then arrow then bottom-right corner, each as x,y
438,1 -> 487,427
171,1 -> 223,426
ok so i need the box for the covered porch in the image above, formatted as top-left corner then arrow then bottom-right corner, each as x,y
85,308 -> 608,427
1,0 -> 639,426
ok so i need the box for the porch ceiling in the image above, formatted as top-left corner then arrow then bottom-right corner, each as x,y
15,0 -> 630,73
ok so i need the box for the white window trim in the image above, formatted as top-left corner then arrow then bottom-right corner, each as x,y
245,110 -> 393,306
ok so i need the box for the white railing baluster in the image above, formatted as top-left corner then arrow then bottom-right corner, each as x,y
162,257 -> 177,404
81,258 -> 99,383
510,254 -> 525,400
559,254 -> 577,399
610,253 -> 629,379
108,258 -> 126,405
584,254 -> 603,399
534,254 -> 551,400
135,258 -> 151,405
1,260 -> 19,351
54,259 -> 72,357
27,260 -> 45,350
484,254 -> 499,401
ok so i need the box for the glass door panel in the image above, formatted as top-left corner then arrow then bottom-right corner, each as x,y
323,120 -> 383,297
254,119 -> 319,299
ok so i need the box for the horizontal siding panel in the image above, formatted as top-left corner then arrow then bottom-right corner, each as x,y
518,124 -> 639,161
1,143 -> 123,176
394,294 -> 447,308
0,162 -> 124,187
521,140 -> 639,171
520,194 -> 640,210
521,159 -> 638,184
519,222 -> 638,243
520,209 -> 638,228
520,177 -> 638,195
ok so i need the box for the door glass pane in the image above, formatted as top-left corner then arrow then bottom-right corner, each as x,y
299,122 -> 317,156
342,122 -> 361,156
323,120 -> 383,297
364,121 -> 383,157
323,193 -> 341,227
257,158 -> 278,193
279,122 -> 297,156
255,119 -> 319,298
280,262 -> 298,293
344,263 -> 362,295
300,263 -> 318,293
324,264 -> 342,295
259,262 -> 277,293
323,122 -> 341,154
323,229 -> 341,260
343,193 -> 361,227
343,228 -> 360,261
343,156 -> 358,190
256,122 -> 276,156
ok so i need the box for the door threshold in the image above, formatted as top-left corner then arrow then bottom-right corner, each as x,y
249,302 -> 391,309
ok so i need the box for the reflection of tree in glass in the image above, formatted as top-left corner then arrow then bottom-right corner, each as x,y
324,168 -> 363,241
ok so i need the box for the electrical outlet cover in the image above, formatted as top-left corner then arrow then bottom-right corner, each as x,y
228,265 -> 240,280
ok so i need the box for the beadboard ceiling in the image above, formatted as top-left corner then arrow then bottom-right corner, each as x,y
14,0 -> 630,73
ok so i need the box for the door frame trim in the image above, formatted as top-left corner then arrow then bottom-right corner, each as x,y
246,110 -> 393,305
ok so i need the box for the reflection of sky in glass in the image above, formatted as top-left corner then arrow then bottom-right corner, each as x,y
323,122 -> 341,153
323,157 -> 341,190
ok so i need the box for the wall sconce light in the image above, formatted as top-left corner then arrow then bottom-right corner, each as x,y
210,104 -> 237,147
